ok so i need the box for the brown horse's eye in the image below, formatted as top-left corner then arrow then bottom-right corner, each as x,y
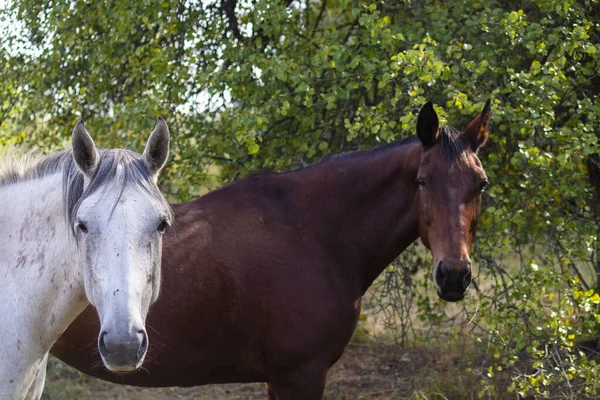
416,177 -> 427,189
480,180 -> 489,192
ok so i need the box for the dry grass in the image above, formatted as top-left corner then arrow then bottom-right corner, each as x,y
42,335 -> 489,400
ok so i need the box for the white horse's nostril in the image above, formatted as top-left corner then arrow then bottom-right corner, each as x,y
136,330 -> 148,361
98,331 -> 110,354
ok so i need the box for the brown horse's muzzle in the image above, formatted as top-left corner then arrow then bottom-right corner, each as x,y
434,259 -> 472,302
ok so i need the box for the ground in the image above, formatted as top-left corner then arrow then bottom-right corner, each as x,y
42,338 -> 458,400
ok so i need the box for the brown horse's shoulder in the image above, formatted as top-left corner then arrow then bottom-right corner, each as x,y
211,173 -> 301,219
164,201 -> 213,255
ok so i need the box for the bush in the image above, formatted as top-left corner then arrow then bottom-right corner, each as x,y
2,0 -> 600,397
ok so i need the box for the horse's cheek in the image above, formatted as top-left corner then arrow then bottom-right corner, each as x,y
418,216 -> 431,248
467,200 -> 482,244
418,197 -> 433,248
81,238 -> 102,308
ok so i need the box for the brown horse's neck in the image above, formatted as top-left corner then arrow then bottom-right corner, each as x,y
294,139 -> 423,295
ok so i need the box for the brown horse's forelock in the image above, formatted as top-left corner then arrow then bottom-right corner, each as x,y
438,125 -> 469,163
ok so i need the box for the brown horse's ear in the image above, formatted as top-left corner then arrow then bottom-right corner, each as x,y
463,100 -> 492,152
416,102 -> 440,147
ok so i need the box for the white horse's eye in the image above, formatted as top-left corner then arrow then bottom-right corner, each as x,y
76,221 -> 88,234
157,219 -> 169,234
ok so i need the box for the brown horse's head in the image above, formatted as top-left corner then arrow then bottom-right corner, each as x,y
415,101 -> 491,302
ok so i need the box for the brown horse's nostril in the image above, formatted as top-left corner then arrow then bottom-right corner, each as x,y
463,269 -> 472,290
435,261 -> 471,300
435,262 -> 447,287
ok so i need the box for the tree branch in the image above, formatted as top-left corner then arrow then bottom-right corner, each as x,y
312,0 -> 327,33
221,0 -> 243,41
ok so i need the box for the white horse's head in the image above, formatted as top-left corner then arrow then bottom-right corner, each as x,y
70,119 -> 171,372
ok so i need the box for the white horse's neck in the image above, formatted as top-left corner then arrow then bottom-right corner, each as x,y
0,172 -> 88,398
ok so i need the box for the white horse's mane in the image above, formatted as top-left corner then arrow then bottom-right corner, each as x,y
0,148 -> 70,187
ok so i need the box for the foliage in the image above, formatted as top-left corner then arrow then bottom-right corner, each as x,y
2,0 -> 600,397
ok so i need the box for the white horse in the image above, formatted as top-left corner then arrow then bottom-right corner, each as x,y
0,119 -> 172,399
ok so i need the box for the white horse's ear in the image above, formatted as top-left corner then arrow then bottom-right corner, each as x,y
72,120 -> 99,177
143,117 -> 170,177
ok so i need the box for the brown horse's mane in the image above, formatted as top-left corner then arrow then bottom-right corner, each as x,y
319,126 -> 467,165
243,128 -> 467,183
240,137 -> 418,182
318,136 -> 419,164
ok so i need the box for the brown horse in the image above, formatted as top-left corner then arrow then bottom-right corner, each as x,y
51,101 -> 491,399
